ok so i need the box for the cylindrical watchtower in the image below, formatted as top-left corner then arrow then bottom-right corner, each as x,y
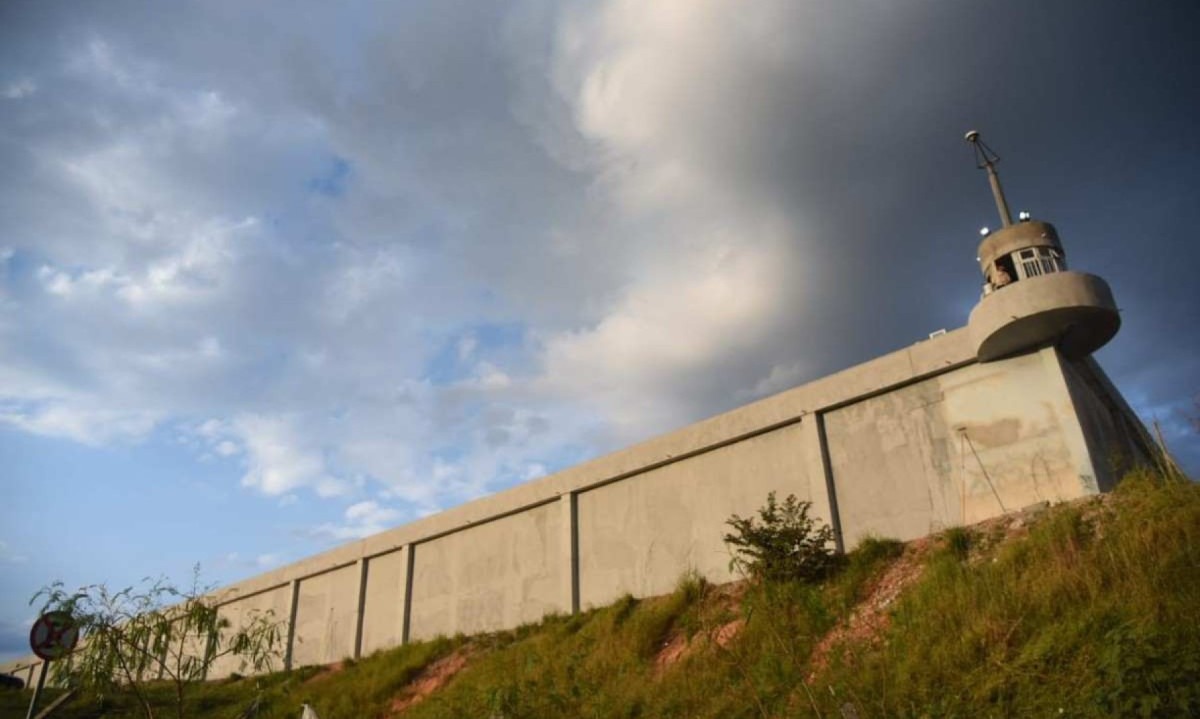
964,131 -> 1120,361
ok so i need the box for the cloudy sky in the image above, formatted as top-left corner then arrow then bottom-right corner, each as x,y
1,0 -> 1197,660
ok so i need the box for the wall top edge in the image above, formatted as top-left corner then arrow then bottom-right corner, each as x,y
0,657 -> 40,673
201,327 -> 977,605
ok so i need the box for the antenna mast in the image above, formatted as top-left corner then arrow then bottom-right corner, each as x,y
965,130 -> 1013,228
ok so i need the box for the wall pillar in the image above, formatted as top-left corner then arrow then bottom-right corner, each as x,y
813,413 -> 845,553
283,579 -> 300,671
352,557 -> 369,659
560,492 -> 580,614
400,545 -> 415,645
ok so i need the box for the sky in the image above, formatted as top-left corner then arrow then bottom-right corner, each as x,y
1,0 -> 1197,661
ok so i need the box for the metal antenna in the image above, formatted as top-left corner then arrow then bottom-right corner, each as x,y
964,130 -> 1013,228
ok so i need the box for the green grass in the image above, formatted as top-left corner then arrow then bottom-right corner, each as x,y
822,467 -> 1200,717
5,468 -> 1196,718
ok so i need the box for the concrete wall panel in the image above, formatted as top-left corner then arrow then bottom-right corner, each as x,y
577,421 -> 816,609
827,348 -> 1087,546
291,564 -> 358,668
207,583 -> 291,678
360,547 -> 409,656
944,349 -> 1093,514
408,502 -> 563,641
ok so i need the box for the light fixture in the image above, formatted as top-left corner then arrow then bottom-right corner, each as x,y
1018,210 -> 1031,221
979,227 -> 990,236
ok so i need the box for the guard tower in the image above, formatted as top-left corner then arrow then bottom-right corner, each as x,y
965,131 -> 1120,361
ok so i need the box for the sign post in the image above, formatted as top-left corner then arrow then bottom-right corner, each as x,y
25,611 -> 78,719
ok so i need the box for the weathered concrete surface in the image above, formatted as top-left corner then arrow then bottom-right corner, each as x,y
408,501 -> 563,641
826,347 -> 1092,546
290,563 -> 359,668
577,420 -> 817,608
360,546 -> 409,656
969,271 -> 1119,361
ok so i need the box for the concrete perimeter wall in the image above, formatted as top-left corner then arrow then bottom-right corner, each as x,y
2,329 -> 1151,681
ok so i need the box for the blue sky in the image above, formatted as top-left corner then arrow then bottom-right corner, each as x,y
2,1 -> 1198,660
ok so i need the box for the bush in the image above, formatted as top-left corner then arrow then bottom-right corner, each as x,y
724,492 -> 840,583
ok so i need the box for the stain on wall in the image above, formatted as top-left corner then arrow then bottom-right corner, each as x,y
827,349 -> 1085,546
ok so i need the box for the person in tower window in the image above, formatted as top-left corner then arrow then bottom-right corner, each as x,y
992,264 -> 1012,288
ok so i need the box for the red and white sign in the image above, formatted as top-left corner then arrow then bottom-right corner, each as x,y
29,612 -> 78,662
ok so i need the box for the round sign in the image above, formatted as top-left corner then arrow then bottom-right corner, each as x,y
30,612 -> 79,662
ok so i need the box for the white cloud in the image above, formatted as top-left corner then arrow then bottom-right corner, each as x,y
31,210 -> 250,309
0,2 -> 819,514
344,500 -> 400,525
0,401 -> 160,446
2,78 -> 37,100
0,2 -> 829,524
456,334 -> 478,361
539,245 -> 789,434
212,550 -> 288,573
234,415 -> 343,497
522,462 -> 547,481
469,363 -> 513,390
310,500 -> 403,542
255,553 -> 283,569
741,362 -> 807,401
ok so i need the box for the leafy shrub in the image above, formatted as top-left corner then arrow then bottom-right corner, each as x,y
724,492 -> 840,583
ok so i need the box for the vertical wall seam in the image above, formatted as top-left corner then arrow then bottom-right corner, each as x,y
400,544 -> 415,645
283,579 -> 300,671
567,493 -> 580,614
816,412 -> 845,554
352,558 -> 368,660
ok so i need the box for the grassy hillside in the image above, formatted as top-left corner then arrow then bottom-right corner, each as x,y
5,467 -> 1197,718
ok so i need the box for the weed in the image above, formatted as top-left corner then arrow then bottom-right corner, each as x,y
942,525 -> 972,560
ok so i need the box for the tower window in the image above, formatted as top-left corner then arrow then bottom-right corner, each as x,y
1014,247 -> 1066,279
